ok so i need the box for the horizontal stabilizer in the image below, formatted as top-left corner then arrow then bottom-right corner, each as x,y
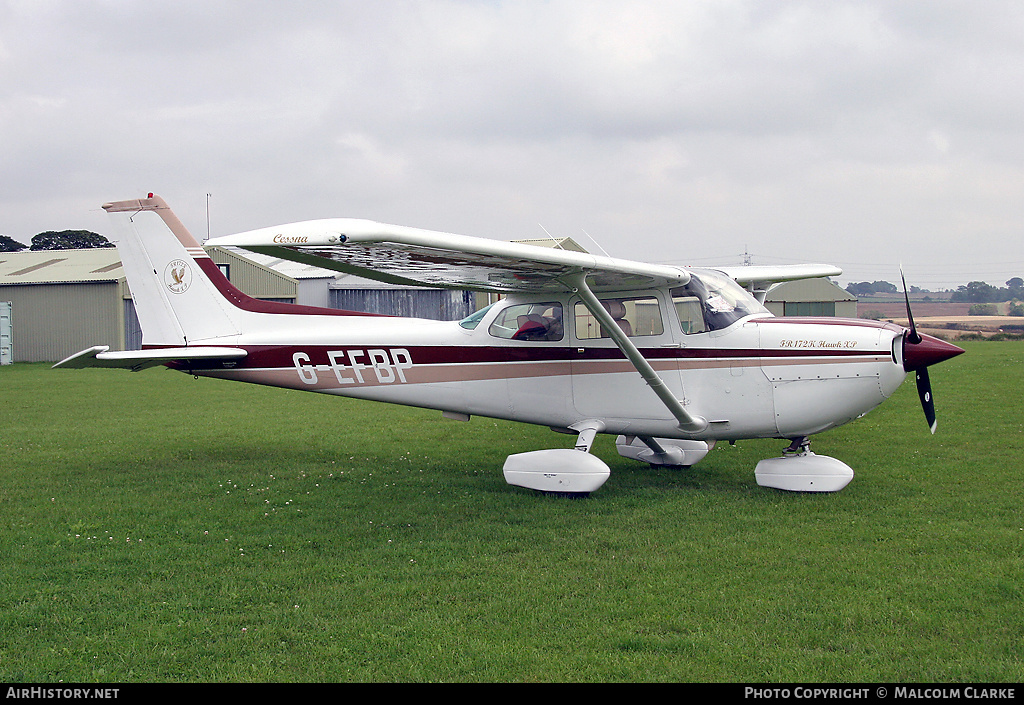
53,345 -> 247,372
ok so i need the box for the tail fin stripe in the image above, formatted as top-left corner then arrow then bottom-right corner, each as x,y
191,257 -> 385,317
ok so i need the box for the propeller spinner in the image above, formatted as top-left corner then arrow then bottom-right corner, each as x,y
900,271 -> 965,433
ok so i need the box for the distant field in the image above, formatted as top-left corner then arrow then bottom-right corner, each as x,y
856,302 -> 1023,338
1,344 -> 1022,682
858,301 -> 973,318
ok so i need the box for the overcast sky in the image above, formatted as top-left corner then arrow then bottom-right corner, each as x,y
3,0 -> 1023,289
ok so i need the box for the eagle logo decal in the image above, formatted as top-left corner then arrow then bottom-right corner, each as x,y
164,259 -> 192,294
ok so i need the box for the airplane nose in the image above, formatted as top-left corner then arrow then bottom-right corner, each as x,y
903,332 -> 965,372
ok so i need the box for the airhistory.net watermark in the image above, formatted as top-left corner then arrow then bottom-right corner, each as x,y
5,688 -> 119,700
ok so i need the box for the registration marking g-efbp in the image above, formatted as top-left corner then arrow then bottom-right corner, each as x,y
293,348 -> 414,385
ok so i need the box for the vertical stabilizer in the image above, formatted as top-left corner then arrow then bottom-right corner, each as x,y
104,195 -> 242,346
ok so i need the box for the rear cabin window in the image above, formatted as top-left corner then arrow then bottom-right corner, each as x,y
574,297 -> 664,340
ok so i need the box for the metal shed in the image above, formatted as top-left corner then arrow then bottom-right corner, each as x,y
209,246 -> 335,308
329,274 -> 477,320
512,236 -> 588,253
0,236 -> 605,361
326,238 -> 587,320
1,301 -> 12,364
206,246 -> 301,303
0,249 -> 130,363
764,277 -> 857,318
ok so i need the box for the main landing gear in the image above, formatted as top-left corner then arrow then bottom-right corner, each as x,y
502,421 -> 611,497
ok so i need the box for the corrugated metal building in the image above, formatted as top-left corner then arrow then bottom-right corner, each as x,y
207,246 -> 302,303
0,248 -> 308,363
1,301 -> 12,364
2,242 -> 852,363
210,246 -> 336,308
0,249 -> 130,363
329,274 -> 477,320
214,246 -> 478,319
327,238 -> 587,319
764,278 -> 857,317
0,245 -> 480,362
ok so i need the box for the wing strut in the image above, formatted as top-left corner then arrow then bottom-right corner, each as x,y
564,272 -> 708,434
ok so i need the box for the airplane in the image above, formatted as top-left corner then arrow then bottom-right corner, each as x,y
54,194 -> 964,496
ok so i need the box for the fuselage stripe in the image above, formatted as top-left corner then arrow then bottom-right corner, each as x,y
183,344 -> 892,389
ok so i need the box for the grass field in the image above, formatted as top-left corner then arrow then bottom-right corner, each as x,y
1,342 -> 1021,682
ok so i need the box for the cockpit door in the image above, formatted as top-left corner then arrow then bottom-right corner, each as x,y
569,292 -> 684,421
670,281 -> 779,438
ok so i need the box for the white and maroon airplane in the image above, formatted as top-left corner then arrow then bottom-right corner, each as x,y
55,195 -> 963,495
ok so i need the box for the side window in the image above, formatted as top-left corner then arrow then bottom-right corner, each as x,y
674,294 -> 707,334
459,302 -> 494,330
488,302 -> 564,341
574,297 -> 664,340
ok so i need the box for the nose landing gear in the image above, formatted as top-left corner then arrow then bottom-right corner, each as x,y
755,436 -> 854,493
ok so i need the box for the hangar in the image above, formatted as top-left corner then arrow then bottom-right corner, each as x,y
0,249 -> 129,363
0,248 -> 309,362
1,244 -> 855,364
209,246 -> 334,308
0,246 -> 479,362
214,246 -> 478,320
324,236 -> 587,320
763,277 -> 857,318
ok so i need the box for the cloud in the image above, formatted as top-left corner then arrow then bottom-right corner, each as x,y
2,0 -> 1023,288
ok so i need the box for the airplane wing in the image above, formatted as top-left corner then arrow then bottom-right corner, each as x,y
716,263 -> 843,286
206,219 -> 692,293
715,263 -> 843,302
53,345 -> 248,372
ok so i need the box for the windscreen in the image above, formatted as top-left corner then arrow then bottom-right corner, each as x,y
671,270 -> 768,333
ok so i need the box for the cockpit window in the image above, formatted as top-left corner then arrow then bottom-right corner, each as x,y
671,270 -> 768,333
488,302 -> 564,341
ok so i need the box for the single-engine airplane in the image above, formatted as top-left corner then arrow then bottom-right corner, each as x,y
55,195 -> 963,495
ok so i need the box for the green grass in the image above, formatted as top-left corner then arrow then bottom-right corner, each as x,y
1,342 -> 1021,682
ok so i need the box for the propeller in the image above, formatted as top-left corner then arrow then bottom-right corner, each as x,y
900,269 -> 964,434
915,367 -> 937,433
901,269 -> 922,345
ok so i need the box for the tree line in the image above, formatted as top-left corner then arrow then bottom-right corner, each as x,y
0,231 -> 114,251
948,279 -> 1024,304
846,278 -> 1024,303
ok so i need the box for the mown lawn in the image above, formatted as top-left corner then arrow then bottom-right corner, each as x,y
0,342 -> 1020,682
